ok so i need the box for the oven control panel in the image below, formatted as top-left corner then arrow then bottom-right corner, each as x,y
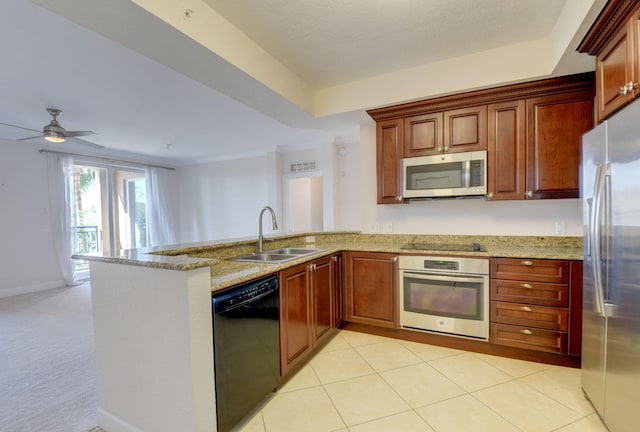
398,255 -> 489,275
423,260 -> 459,271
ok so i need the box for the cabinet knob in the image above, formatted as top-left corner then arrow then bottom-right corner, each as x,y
521,283 -> 533,289
392,256 -> 398,263
522,260 -> 533,266
521,306 -> 533,312
444,146 -> 449,152
521,329 -> 533,335
487,192 -> 494,199
526,190 -> 533,198
438,146 -> 443,152
395,196 -> 402,201
620,81 -> 637,96
331,256 -> 338,262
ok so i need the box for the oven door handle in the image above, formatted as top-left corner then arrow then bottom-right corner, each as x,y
402,271 -> 485,284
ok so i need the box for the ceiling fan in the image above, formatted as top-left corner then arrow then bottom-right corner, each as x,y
1,108 -> 103,149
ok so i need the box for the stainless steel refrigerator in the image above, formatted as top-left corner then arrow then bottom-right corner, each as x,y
582,97 -> 640,432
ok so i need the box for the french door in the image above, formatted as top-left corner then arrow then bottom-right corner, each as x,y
72,163 -> 147,279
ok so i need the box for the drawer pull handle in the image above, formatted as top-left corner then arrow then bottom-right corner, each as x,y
521,329 -> 533,335
521,306 -> 532,312
521,283 -> 533,289
522,260 -> 533,266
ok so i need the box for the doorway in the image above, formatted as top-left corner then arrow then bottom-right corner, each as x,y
282,173 -> 323,233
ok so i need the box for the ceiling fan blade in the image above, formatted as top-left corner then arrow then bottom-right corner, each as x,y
0,122 -> 41,133
16,135 -> 42,141
66,130 -> 96,138
68,136 -> 104,149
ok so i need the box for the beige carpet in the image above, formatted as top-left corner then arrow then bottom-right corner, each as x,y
0,282 -> 100,432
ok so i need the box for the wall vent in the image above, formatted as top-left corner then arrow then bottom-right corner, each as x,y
290,161 -> 318,173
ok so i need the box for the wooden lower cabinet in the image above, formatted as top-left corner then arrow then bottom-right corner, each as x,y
345,251 -> 399,328
279,263 -> 312,375
312,257 -> 332,342
279,255 -> 340,376
489,258 -> 582,355
331,253 -> 344,327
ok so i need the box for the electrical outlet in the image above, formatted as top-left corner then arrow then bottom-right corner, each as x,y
385,223 -> 393,233
555,221 -> 566,234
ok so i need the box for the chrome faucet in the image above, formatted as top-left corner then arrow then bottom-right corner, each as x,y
257,206 -> 278,253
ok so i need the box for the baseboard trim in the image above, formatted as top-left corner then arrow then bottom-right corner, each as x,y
97,408 -> 143,432
0,279 -> 67,299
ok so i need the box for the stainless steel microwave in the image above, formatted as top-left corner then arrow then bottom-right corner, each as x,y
403,151 -> 487,199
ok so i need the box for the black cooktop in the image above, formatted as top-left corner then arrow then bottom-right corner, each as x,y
401,242 -> 485,252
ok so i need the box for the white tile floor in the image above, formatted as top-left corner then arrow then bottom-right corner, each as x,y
237,330 -> 607,432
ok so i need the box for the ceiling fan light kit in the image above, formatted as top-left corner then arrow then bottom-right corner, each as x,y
3,107 -> 103,149
44,108 -> 67,143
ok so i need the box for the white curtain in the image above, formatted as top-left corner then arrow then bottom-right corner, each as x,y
145,166 -> 176,247
47,153 -> 78,286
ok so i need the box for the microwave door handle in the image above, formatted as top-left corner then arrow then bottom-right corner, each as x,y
463,160 -> 471,187
403,271 -> 484,285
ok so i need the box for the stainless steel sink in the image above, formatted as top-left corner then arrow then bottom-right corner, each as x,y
266,248 -> 321,255
232,248 -> 323,264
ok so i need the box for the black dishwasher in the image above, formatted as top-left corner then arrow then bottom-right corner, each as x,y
211,274 -> 280,432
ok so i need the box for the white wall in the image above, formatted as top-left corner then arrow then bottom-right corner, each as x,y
334,141 -> 362,231
174,154 -> 277,243
355,118 -> 583,236
0,140 -> 65,297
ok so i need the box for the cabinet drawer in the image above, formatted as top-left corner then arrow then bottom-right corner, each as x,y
490,279 -> 568,307
490,323 -> 567,354
490,258 -> 569,283
491,301 -> 568,331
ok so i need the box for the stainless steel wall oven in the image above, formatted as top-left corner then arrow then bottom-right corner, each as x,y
399,256 -> 489,340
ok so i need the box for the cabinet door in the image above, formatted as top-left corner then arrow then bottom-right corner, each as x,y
345,252 -> 398,328
312,257 -> 333,342
279,264 -> 311,375
526,91 -> 593,199
376,119 -> 404,204
487,100 -> 526,200
596,19 -> 637,122
444,106 -> 487,153
404,113 -> 443,157
332,253 -> 344,327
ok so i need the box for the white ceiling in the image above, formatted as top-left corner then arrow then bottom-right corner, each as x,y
0,0 -> 603,165
202,0 -> 566,88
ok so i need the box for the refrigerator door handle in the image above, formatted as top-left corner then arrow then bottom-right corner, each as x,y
592,162 -> 610,317
586,197 -> 593,257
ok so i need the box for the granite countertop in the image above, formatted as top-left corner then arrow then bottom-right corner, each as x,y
73,232 -> 583,292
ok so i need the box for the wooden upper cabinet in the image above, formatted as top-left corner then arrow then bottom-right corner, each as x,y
578,0 -> 640,122
487,100 -> 526,200
368,72 -> 594,202
376,119 -> 404,204
526,91 -> 594,199
404,107 -> 486,157
444,106 -> 487,153
596,22 -> 636,121
404,113 -> 443,157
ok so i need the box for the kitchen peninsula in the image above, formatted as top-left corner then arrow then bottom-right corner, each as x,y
76,232 -> 582,432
